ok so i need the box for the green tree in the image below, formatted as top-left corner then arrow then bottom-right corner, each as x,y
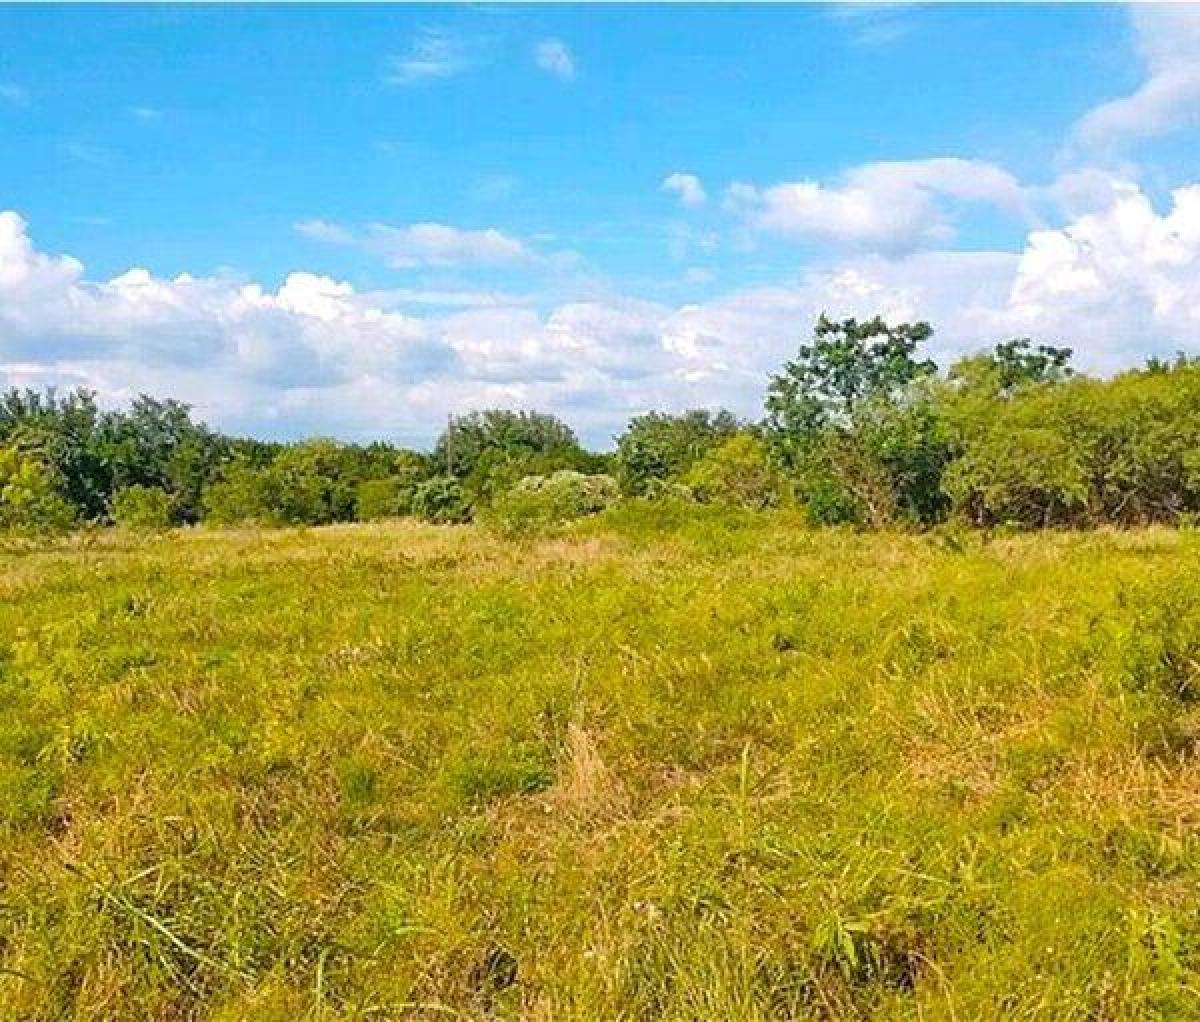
110,485 -> 172,531
0,447 -> 75,534
764,317 -> 946,525
412,476 -> 471,524
684,434 -> 786,509
948,339 -> 1074,398
765,315 -> 936,442
201,463 -> 273,525
615,409 -> 741,495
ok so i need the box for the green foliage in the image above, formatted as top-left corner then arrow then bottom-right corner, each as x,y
259,439 -> 358,525
948,338 -> 1074,397
435,409 -> 580,479
765,318 -> 949,526
765,314 -> 936,439
110,485 -> 173,531
355,477 -> 412,521
942,362 -> 1200,527
0,446 -> 75,534
4,318 -> 1200,538
615,408 -> 741,495
684,433 -> 785,509
201,463 -> 272,525
943,426 -> 1088,527
486,471 -> 619,536
412,475 -> 471,524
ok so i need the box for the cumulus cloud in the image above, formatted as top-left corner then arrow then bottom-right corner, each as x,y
296,219 -> 534,269
534,38 -> 576,80
4,181 -> 1200,445
1073,5 -> 1200,155
385,28 -> 475,85
727,158 -> 1030,254
662,172 -> 707,207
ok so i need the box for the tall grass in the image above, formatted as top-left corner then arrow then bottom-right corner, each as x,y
1,512 -> 1198,1019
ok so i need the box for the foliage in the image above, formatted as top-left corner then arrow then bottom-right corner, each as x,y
110,485 -> 173,531
412,475 -> 471,524
0,446 -> 75,534
765,314 -> 936,439
435,409 -> 581,479
948,338 -> 1074,397
765,318 -> 948,526
614,408 -> 741,495
3,318 -> 1200,537
942,362 -> 1200,527
485,471 -> 619,536
201,463 -> 273,525
684,433 -> 785,509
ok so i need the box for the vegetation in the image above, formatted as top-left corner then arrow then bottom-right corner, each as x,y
4,318 -> 1197,539
2,515 -> 1200,1018
484,470 -> 619,537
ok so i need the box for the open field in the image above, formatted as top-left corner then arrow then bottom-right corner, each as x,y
2,510 -> 1200,1020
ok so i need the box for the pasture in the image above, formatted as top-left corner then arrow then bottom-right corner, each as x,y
1,511 -> 1198,1019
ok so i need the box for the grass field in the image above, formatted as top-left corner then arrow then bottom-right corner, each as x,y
2,509 -> 1199,1020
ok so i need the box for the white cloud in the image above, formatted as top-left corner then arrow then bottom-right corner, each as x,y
727,158 -> 1030,253
129,106 -> 162,122
662,172 -> 707,208
4,182 -> 1200,446
1073,5 -> 1200,154
385,29 -> 474,85
296,219 -> 534,269
534,38 -> 576,80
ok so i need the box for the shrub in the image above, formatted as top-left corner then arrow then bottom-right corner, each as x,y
943,427 -> 1089,528
110,485 -> 172,530
0,447 -> 75,535
355,476 -> 417,522
685,434 -> 785,510
642,478 -> 696,504
202,465 -> 273,525
486,471 -> 618,536
615,409 -> 741,495
412,476 -> 471,524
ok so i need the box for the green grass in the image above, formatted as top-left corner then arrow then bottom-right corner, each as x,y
2,510 -> 1199,1019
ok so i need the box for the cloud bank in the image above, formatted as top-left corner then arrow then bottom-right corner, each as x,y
5,176 -> 1200,445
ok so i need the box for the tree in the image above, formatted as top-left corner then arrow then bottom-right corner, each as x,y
412,476 -> 471,524
948,339 -> 1074,397
765,315 -> 936,442
435,410 -> 580,479
614,409 -> 741,495
684,434 -> 786,509
764,317 -> 945,525
0,447 -> 75,534
110,485 -> 172,531
0,388 -> 110,520
201,463 -> 273,525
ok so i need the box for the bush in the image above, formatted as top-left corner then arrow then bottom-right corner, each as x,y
615,409 -> 741,495
110,485 -> 172,530
943,427 -> 1089,528
412,476 -> 471,525
0,447 -> 75,535
486,471 -> 618,537
355,476 -> 417,522
202,465 -> 273,525
642,478 -> 696,504
685,434 -> 785,509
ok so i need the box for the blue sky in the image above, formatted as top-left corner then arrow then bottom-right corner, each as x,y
2,4 -> 1199,445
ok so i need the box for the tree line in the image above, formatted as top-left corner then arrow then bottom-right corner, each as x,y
3,316 -> 1199,535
